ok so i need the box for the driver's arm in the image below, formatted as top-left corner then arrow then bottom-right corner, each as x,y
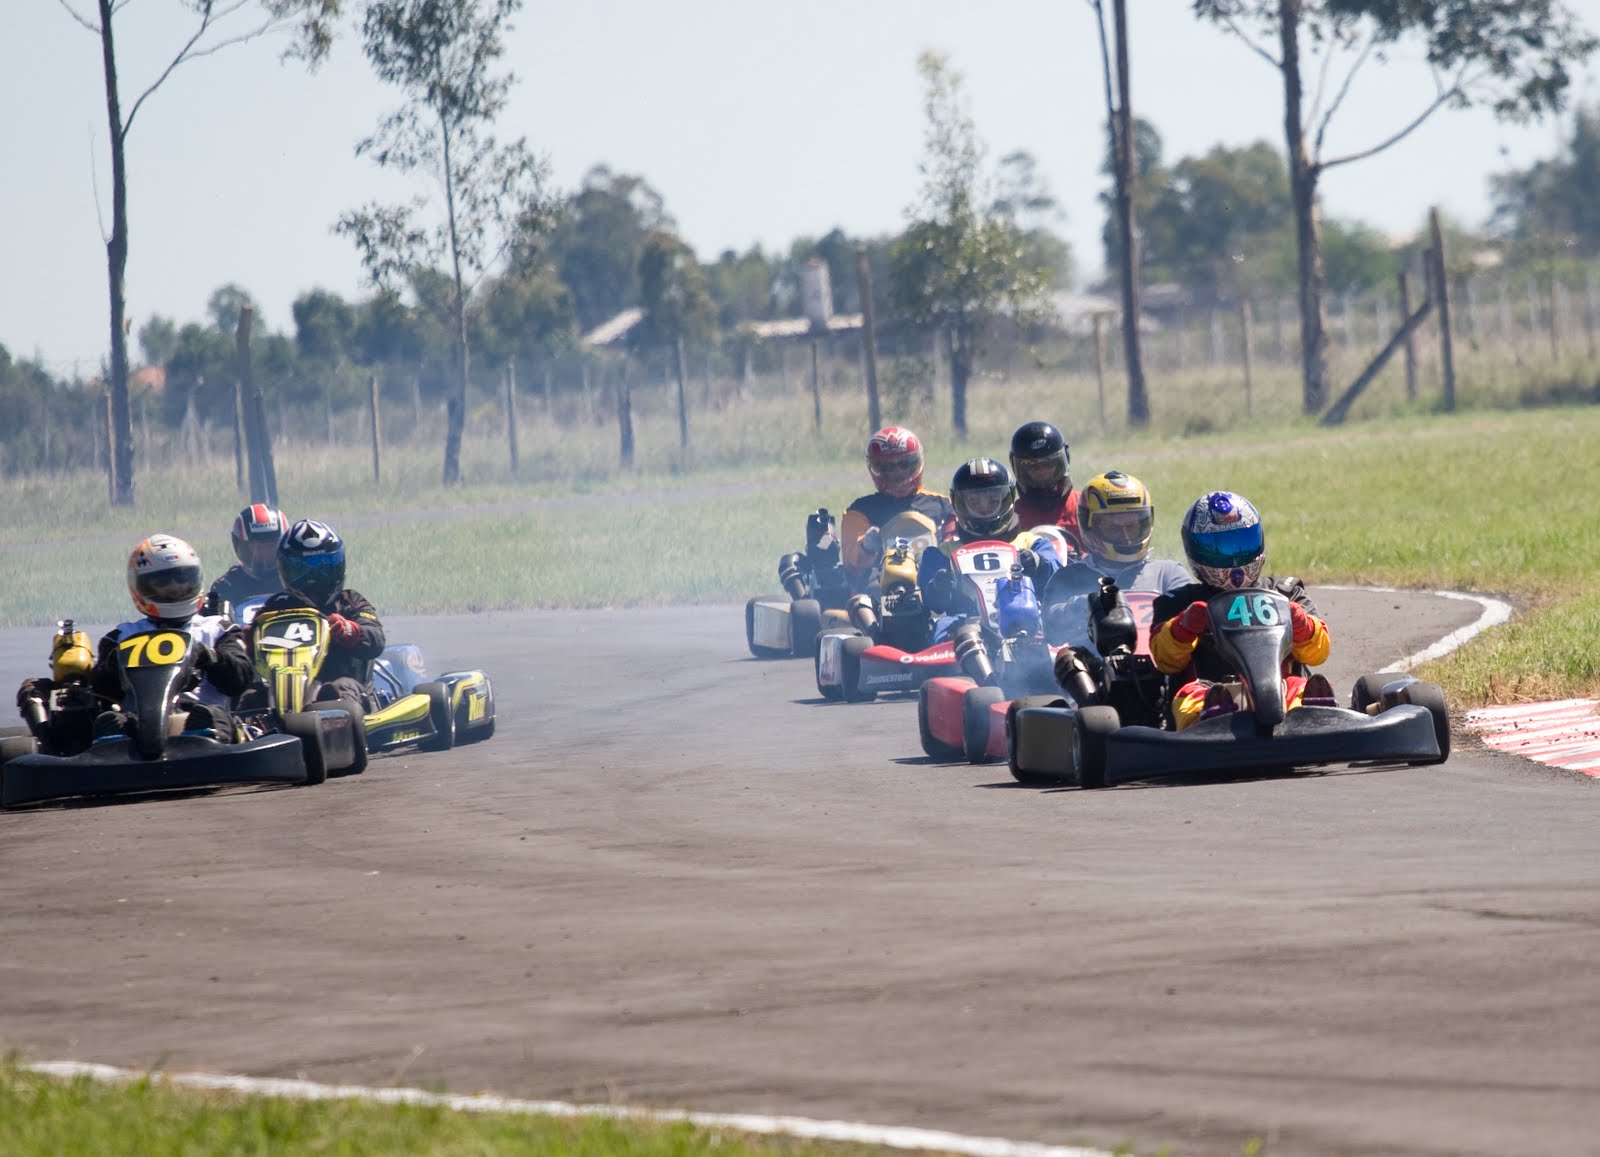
89,632 -> 123,701
206,626 -> 256,697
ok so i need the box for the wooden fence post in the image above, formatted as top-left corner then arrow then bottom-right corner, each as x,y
1428,208 -> 1456,412
809,336 -> 823,431
1240,301 -> 1255,417
368,373 -> 383,483
505,359 -> 520,473
1093,314 -> 1108,432
1398,271 -> 1418,402
674,337 -> 690,449
618,358 -> 635,469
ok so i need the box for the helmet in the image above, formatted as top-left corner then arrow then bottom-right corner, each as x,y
1008,421 -> 1070,497
1081,471 -> 1154,563
232,503 -> 289,579
866,426 -> 924,498
127,534 -> 205,624
1180,491 -> 1265,590
277,519 -> 346,610
950,457 -> 1019,539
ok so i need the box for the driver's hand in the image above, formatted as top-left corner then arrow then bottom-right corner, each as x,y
1169,600 -> 1211,644
859,526 -> 882,558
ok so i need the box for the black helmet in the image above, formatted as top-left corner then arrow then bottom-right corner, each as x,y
277,519 -> 346,610
1008,421 -> 1070,497
950,457 -> 1019,539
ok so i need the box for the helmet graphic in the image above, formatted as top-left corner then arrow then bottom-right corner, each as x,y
1081,470 -> 1154,563
232,503 -> 289,578
127,534 -> 205,624
1008,421 -> 1070,497
278,519 -> 346,610
1180,491 -> 1265,590
866,426 -> 925,498
950,457 -> 1019,539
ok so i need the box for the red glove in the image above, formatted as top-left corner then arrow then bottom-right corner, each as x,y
1168,600 -> 1212,645
1288,601 -> 1317,644
327,614 -> 362,649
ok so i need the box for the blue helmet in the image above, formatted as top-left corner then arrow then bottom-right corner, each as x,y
278,519 -> 346,610
1180,492 -> 1264,590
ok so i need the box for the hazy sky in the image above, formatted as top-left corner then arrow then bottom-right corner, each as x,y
5,0 -> 1599,374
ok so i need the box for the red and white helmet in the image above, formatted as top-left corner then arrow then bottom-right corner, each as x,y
866,426 -> 924,498
232,503 -> 288,578
127,534 -> 205,624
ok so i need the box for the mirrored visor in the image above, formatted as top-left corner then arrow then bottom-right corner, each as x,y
1188,523 -> 1264,569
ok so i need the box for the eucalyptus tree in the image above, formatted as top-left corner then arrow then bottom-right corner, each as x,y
1194,0 -> 1597,413
56,0 -> 339,505
889,51 -> 1051,438
338,0 -> 555,485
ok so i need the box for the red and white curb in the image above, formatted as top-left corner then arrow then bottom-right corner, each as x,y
26,1061 -> 1116,1157
1463,698 -> 1600,778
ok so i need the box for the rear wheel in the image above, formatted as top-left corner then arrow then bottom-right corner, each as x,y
418,682 -> 456,751
745,597 -> 790,660
1071,706 -> 1120,790
839,634 -> 878,703
1350,672 -> 1400,714
1009,705 -> 1075,785
0,735 -> 37,762
283,712 -> 328,785
962,686 -> 1007,763
918,683 -> 963,761
457,683 -> 496,745
1399,682 -> 1451,765
813,628 -> 855,702
789,599 -> 823,658
340,704 -> 369,775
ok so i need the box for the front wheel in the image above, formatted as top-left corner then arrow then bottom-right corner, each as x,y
1399,682 -> 1451,765
918,683 -> 963,761
1071,706 -> 1120,790
283,712 -> 328,785
839,634 -> 877,703
417,682 -> 455,751
789,599 -> 823,659
962,686 -> 1006,763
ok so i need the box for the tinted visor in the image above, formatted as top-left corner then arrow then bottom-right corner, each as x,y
279,551 -> 344,605
244,538 -> 280,575
1015,453 -> 1066,492
870,455 -> 921,483
134,565 -> 202,604
960,484 -> 1010,520
1187,523 -> 1264,570
1093,510 -> 1151,549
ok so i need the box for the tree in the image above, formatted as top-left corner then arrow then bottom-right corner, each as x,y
1492,103 -> 1600,258
993,149 -> 1075,289
548,166 -> 673,334
58,0 -> 338,505
889,52 -> 1051,437
137,315 -> 178,368
338,0 -> 556,486
630,230 -> 715,450
1195,0 -> 1597,413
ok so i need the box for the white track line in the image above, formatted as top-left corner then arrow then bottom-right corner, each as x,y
1318,586 -> 1513,671
27,1062 -> 1116,1157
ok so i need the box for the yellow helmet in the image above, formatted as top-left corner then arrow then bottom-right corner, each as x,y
1080,471 -> 1154,563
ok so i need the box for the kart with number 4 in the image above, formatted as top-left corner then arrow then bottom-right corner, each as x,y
1008,586 -> 1450,788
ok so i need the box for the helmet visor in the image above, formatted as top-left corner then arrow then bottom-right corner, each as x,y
1187,523 -> 1264,570
134,565 -> 202,606
960,484 -> 1010,521
244,538 -> 280,576
1015,453 -> 1067,493
1093,510 -> 1152,551
870,455 -> 921,483
279,551 -> 344,605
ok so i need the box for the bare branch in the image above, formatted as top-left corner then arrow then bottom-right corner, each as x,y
1212,9 -> 1281,71
1313,33 -> 1378,163
1320,65 -> 1475,172
123,0 -> 262,134
54,0 -> 100,34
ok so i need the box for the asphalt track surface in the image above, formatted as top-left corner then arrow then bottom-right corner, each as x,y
2,589 -> 1597,1157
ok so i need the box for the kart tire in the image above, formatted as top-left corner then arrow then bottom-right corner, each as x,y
283,712 -> 329,786
917,682 -> 963,761
1350,672 -> 1400,714
0,735 -> 37,762
457,682 -> 496,745
1006,695 -> 1067,784
418,681 -> 456,751
839,634 -> 877,703
812,627 -> 855,702
340,704 -> 369,775
1071,706 -> 1120,790
962,686 -> 1006,763
789,599 -> 824,659
1399,681 -> 1451,765
746,597 -> 790,660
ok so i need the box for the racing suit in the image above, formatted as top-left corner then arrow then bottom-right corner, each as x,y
208,565 -> 282,615
1042,554 -> 1195,653
1151,576 -> 1332,730
917,524 -> 1064,646
839,488 -> 956,594
1014,488 -> 1083,557
88,613 -> 255,739
254,588 -> 386,713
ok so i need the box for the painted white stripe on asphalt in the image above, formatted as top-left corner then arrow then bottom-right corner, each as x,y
27,1062 -> 1116,1157
1465,698 -> 1598,721
1319,586 -> 1514,672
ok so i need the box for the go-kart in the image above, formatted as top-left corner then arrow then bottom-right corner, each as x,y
247,606 -> 494,763
746,508 -> 853,659
1008,586 -> 1450,788
914,546 -> 1066,762
1,619 -> 317,809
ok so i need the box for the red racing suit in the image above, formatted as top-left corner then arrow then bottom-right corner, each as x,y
1015,488 -> 1083,557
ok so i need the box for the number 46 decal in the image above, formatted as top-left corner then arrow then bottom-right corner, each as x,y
1225,593 -> 1282,628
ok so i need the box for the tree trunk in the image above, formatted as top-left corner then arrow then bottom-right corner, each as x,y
948,325 -> 970,438
1279,0 -> 1329,414
97,0 -> 134,505
618,359 -> 635,468
674,336 -> 690,448
1111,0 -> 1149,426
441,117 -> 469,486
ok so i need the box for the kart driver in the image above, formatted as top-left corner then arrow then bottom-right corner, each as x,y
1150,491 -> 1335,730
1009,420 -> 1083,555
1042,470 -> 1194,654
253,519 -> 387,713
839,426 -> 955,593
919,457 -> 1064,684
208,503 -> 290,611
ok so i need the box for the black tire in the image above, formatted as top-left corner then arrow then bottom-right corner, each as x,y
745,597 -> 790,660
962,686 -> 1007,763
340,704 -> 369,775
1008,704 -> 1076,785
1005,695 -> 1066,783
1399,681 -> 1451,765
917,682 -> 963,761
457,682 -> 496,745
0,735 -> 37,762
283,712 -> 328,786
1071,706 -> 1120,790
839,634 -> 878,703
789,599 -> 824,659
1350,672 -> 1399,714
812,628 -> 854,702
418,682 -> 456,751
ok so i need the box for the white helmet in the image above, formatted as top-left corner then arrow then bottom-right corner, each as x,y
127,534 -> 205,623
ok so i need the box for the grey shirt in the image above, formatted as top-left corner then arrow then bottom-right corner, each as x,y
1042,556 -> 1195,653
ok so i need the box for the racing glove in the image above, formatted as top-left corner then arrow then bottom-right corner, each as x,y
923,568 -> 956,614
1168,600 -> 1212,645
327,614 -> 363,649
1288,601 -> 1317,644
858,526 -> 882,559
1016,547 -> 1041,578
191,641 -> 218,670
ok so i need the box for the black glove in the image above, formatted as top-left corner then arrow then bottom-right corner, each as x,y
192,642 -> 217,671
924,568 -> 956,613
1016,547 -> 1041,578
16,677 -> 48,713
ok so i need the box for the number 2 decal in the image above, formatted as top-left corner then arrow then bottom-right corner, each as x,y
1225,593 -> 1282,627
119,632 -> 186,666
